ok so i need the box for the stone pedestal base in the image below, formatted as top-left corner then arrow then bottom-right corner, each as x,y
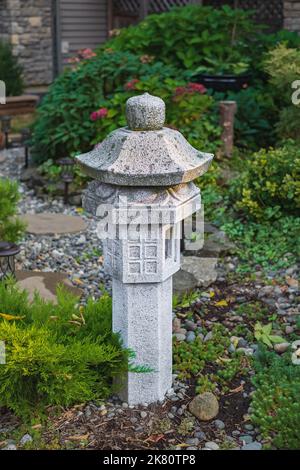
113,277 -> 173,405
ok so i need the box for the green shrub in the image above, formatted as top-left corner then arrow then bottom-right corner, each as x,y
89,77 -> 220,153
0,178 -> 25,242
222,216 -> 300,272
251,347 -> 300,449
106,5 -> 262,74
224,86 -> 277,150
229,140 -> 300,220
0,41 -> 24,96
264,44 -> 300,142
173,324 -> 248,395
0,282 -> 132,420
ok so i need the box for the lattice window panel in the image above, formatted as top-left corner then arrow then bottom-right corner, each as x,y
203,0 -> 283,30
114,0 -> 195,15
114,0 -> 140,14
150,0 -> 192,14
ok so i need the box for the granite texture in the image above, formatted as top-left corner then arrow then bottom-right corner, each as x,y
126,93 -> 165,130
113,276 -> 173,405
79,93 -> 213,405
76,94 -> 213,187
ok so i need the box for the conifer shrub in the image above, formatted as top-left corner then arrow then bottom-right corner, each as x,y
0,282 -> 135,420
0,41 -> 24,96
0,178 -> 25,242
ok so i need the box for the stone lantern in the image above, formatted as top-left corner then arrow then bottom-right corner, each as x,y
76,93 -> 213,405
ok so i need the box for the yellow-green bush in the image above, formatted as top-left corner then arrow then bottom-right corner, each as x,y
230,140 -> 300,220
0,283 -> 133,420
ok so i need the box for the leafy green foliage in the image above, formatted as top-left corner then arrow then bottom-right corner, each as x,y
223,86 -> 277,150
106,5 -> 263,74
222,216 -> 300,272
0,41 -> 24,96
251,347 -> 300,449
0,282 -> 132,420
0,178 -> 25,242
254,322 -> 285,348
173,324 -> 250,394
31,51 -> 186,163
264,44 -> 300,142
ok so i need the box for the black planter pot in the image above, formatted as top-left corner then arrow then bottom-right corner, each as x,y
191,73 -> 251,92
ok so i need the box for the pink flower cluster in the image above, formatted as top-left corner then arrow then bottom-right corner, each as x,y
78,48 -> 96,60
90,107 -> 108,121
174,82 -> 207,96
124,79 -> 140,91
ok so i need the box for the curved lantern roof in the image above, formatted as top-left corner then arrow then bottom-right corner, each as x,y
76,93 -> 214,187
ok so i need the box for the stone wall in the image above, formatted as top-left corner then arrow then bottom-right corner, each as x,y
0,0 -> 53,87
284,0 -> 300,32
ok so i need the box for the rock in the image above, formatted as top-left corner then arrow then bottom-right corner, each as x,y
185,320 -> 197,331
241,442 -> 262,451
244,424 -> 254,431
75,235 -> 86,245
173,318 -> 181,332
2,444 -> 17,450
173,256 -> 218,293
237,338 -> 248,348
204,331 -> 213,342
189,392 -> 219,421
239,435 -> 253,444
174,333 -> 186,342
140,411 -> 147,419
236,347 -> 254,356
205,441 -> 219,450
16,271 -> 82,304
186,331 -> 196,343
20,434 -> 33,447
194,431 -> 206,440
185,438 -> 199,446
274,342 -> 290,354
214,419 -> 225,430
285,326 -> 294,335
199,225 -> 236,257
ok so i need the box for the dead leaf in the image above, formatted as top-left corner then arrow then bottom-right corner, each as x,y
286,277 -> 298,288
66,434 -> 89,441
229,384 -> 244,394
31,424 -> 42,430
215,300 -> 228,307
145,434 -> 165,443
0,313 -> 25,321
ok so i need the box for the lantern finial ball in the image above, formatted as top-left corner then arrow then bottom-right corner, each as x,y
126,92 -> 165,131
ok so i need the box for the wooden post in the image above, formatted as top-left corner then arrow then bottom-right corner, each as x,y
219,101 -> 237,158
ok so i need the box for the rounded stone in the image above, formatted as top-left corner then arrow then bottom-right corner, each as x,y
126,93 -> 165,130
189,392 -> 219,421
274,342 -> 290,354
